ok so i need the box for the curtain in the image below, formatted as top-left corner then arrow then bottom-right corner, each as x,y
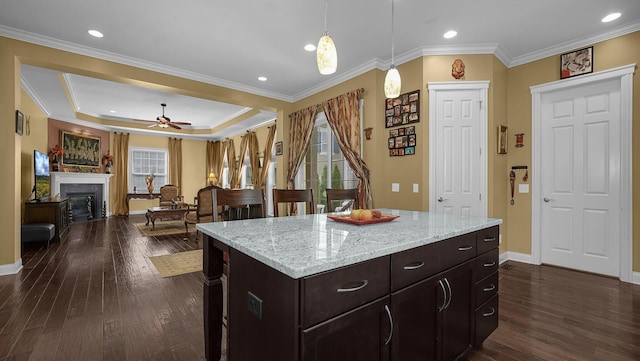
246,132 -> 261,189
257,125 -> 276,189
112,132 -> 130,216
322,89 -> 373,209
225,138 -> 239,189
168,137 -> 182,191
236,133 -> 250,188
206,140 -> 226,187
286,106 -> 317,190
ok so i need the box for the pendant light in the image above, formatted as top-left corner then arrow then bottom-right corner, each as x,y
317,1 -> 337,75
384,0 -> 401,98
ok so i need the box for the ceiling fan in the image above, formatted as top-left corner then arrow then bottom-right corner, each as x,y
134,103 -> 192,129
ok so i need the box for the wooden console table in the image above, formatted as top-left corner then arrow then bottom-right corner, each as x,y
125,193 -> 161,216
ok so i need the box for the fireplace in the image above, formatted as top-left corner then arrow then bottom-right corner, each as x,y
51,172 -> 114,218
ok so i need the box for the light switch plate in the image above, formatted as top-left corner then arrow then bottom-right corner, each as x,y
392,183 -> 400,192
413,184 -> 419,193
519,184 -> 529,193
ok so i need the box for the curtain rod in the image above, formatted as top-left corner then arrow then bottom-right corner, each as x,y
315,88 -> 365,111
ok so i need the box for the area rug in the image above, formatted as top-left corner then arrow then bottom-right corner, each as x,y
134,220 -> 192,237
149,249 -> 203,277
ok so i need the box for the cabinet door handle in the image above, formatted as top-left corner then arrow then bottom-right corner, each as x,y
482,307 -> 496,317
458,246 -> 473,251
483,284 -> 496,292
483,261 -> 496,267
483,237 -> 496,242
384,305 -> 393,346
437,280 -> 447,312
444,278 -> 452,310
336,280 -> 368,293
403,261 -> 425,270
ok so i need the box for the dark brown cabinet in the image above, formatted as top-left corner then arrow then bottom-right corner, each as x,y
24,199 -> 70,243
207,225 -> 500,361
302,297 -> 391,361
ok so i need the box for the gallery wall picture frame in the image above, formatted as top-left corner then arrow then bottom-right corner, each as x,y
385,90 -> 420,128
497,125 -> 508,154
15,110 -> 24,135
61,131 -> 101,167
560,46 -> 593,79
275,141 -> 283,156
388,125 -> 416,157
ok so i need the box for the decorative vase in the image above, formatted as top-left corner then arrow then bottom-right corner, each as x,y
52,154 -> 60,172
105,160 -> 112,174
147,183 -> 154,193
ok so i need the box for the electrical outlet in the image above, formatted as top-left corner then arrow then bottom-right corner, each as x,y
392,183 -> 400,192
247,291 -> 263,320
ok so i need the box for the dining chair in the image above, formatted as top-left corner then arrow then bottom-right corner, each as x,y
212,188 -> 266,221
326,188 -> 359,212
272,188 -> 315,217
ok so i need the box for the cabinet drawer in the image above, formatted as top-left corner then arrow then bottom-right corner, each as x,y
474,271 -> 498,307
475,248 -> 499,282
476,226 -> 499,254
302,256 -> 390,328
474,294 -> 498,347
391,232 -> 476,291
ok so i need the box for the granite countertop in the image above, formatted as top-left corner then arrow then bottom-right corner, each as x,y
197,209 -> 502,279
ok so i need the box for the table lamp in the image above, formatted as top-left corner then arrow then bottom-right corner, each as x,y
208,172 -> 217,186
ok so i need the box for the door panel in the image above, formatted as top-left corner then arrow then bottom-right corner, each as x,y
540,78 -> 620,277
432,88 -> 484,216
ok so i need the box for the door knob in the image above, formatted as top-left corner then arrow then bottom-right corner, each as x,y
437,197 -> 446,202
543,197 -> 552,202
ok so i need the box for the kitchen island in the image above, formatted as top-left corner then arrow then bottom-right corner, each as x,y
198,209 -> 502,361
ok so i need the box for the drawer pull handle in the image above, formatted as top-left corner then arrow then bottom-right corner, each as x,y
483,307 -> 496,317
483,284 -> 496,292
337,280 -> 368,293
458,246 -> 473,251
437,280 -> 447,312
403,261 -> 425,270
444,278 -> 452,310
384,305 -> 393,345
483,261 -> 496,267
483,237 -> 496,242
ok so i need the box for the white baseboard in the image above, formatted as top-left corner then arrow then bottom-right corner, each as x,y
0,258 -> 23,276
500,251 -> 640,285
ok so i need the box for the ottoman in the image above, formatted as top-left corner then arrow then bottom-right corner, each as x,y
21,223 -> 56,248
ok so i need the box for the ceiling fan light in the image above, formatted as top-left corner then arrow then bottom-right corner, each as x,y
384,66 -> 401,99
317,33 -> 337,75
159,123 -> 169,128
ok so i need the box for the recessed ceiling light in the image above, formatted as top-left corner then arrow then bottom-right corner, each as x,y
304,43 -> 316,52
601,12 -> 621,23
443,30 -> 457,39
88,29 -> 103,38
109,110 -> 116,113
258,76 -> 267,82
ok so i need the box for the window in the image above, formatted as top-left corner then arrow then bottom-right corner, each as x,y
305,112 -> 357,212
129,147 -> 168,193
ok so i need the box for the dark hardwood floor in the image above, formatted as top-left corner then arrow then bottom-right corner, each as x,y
1,216 -> 639,361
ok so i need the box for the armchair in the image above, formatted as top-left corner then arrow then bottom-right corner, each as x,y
159,184 -> 183,207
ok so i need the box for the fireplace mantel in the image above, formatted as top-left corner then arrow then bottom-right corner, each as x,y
51,172 -> 114,216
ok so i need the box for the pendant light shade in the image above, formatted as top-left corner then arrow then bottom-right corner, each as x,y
384,66 -> 401,98
317,32 -> 337,75
384,0 -> 401,98
317,1 -> 337,75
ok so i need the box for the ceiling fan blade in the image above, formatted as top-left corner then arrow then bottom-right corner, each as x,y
134,119 -> 156,123
147,123 -> 158,128
168,123 -> 182,130
171,121 -> 192,125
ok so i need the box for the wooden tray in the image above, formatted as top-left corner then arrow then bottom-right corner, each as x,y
327,214 -> 399,226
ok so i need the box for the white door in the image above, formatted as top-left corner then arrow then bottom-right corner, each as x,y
429,82 -> 488,217
539,78 -> 621,277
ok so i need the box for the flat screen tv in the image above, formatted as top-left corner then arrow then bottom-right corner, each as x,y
34,150 -> 50,201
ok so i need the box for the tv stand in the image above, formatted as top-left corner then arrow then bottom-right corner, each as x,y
24,198 -> 70,243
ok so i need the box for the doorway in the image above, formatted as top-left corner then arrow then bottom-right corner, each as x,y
531,65 -> 634,282
428,81 -> 489,217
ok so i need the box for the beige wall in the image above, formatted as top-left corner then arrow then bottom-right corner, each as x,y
3,31 -> 640,273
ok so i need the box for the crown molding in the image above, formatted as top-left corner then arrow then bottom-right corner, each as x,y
20,76 -> 51,116
509,20 -> 640,67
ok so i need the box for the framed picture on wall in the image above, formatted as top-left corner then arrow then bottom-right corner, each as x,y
385,90 -> 420,128
61,131 -> 101,167
497,125 -> 508,154
15,110 -> 24,135
560,46 -> 593,79
275,141 -> 283,156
